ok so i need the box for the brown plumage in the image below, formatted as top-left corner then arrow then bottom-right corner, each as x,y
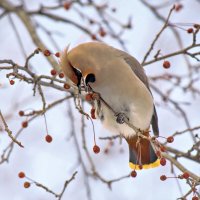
59,42 -> 160,169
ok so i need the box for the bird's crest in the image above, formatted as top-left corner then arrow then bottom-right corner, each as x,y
59,44 -> 80,85
59,44 -> 70,70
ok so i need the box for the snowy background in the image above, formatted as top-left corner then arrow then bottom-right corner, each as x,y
0,0 -> 200,200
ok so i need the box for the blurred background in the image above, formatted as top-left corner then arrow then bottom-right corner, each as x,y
0,0 -> 200,200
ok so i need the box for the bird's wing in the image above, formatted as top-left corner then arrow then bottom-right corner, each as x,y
117,49 -> 159,135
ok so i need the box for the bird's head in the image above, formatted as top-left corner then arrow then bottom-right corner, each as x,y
59,42 -> 114,92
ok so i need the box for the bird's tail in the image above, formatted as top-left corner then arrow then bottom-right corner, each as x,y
126,134 -> 160,170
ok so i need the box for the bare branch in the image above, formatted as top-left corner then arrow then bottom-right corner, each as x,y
0,0 -> 59,70
0,110 -> 24,147
142,5 -> 175,64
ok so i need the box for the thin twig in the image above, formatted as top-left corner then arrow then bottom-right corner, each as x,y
142,5 -> 175,64
0,96 -> 72,164
0,110 -> 24,148
58,171 -> 78,200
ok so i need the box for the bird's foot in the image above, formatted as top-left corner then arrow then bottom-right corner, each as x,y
115,113 -> 129,124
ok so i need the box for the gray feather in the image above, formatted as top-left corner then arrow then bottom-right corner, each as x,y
117,49 -> 159,135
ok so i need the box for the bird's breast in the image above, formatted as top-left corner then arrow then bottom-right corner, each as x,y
94,87 -> 154,138
90,60 -> 154,137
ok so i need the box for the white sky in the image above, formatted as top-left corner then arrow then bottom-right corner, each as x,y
0,0 -> 200,200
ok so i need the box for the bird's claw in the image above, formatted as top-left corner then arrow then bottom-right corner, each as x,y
116,113 -> 129,124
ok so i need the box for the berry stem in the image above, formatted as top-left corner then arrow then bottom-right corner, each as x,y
89,116 -> 97,145
43,113 -> 49,135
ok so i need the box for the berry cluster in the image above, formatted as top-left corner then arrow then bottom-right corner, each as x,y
91,106 -> 100,154
160,171 -> 190,182
43,49 -> 72,90
153,135 -> 175,167
18,110 -> 29,128
49,67 -> 71,90
50,69 -> 66,80
18,172 -> 31,189
84,93 -> 101,154
19,109 -> 54,143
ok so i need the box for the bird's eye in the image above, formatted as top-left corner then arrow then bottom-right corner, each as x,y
85,73 -> 96,85
72,67 -> 82,87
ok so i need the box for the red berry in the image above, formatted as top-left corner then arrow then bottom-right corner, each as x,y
93,145 -> 100,154
91,108 -> 96,119
160,157 -> 166,166
19,111 -> 24,116
24,182 -> 31,188
43,49 -> 51,56
63,2 -> 72,10
18,172 -> 25,178
55,52 -> 60,57
175,4 -> 183,12
187,28 -> 194,34
182,172 -> 190,179
64,83 -> 70,89
160,175 -> 167,181
99,28 -> 106,37
91,34 -> 97,40
45,135 -> 53,143
139,165 -> 143,170
50,69 -> 57,76
160,145 -> 166,152
156,151 -> 161,157
192,196 -> 199,200
59,72 -> 64,78
22,121 -> 28,128
131,170 -> 137,178
163,61 -> 171,69
10,80 -> 15,85
85,94 -> 93,101
167,136 -> 174,143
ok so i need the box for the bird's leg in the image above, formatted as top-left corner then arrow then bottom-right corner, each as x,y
115,113 -> 129,124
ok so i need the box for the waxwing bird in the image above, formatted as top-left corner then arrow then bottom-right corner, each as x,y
59,42 -> 160,170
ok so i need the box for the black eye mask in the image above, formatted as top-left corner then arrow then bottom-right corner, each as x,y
85,73 -> 96,85
72,67 -> 82,87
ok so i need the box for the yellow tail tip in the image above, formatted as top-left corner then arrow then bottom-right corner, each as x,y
129,159 -> 160,170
